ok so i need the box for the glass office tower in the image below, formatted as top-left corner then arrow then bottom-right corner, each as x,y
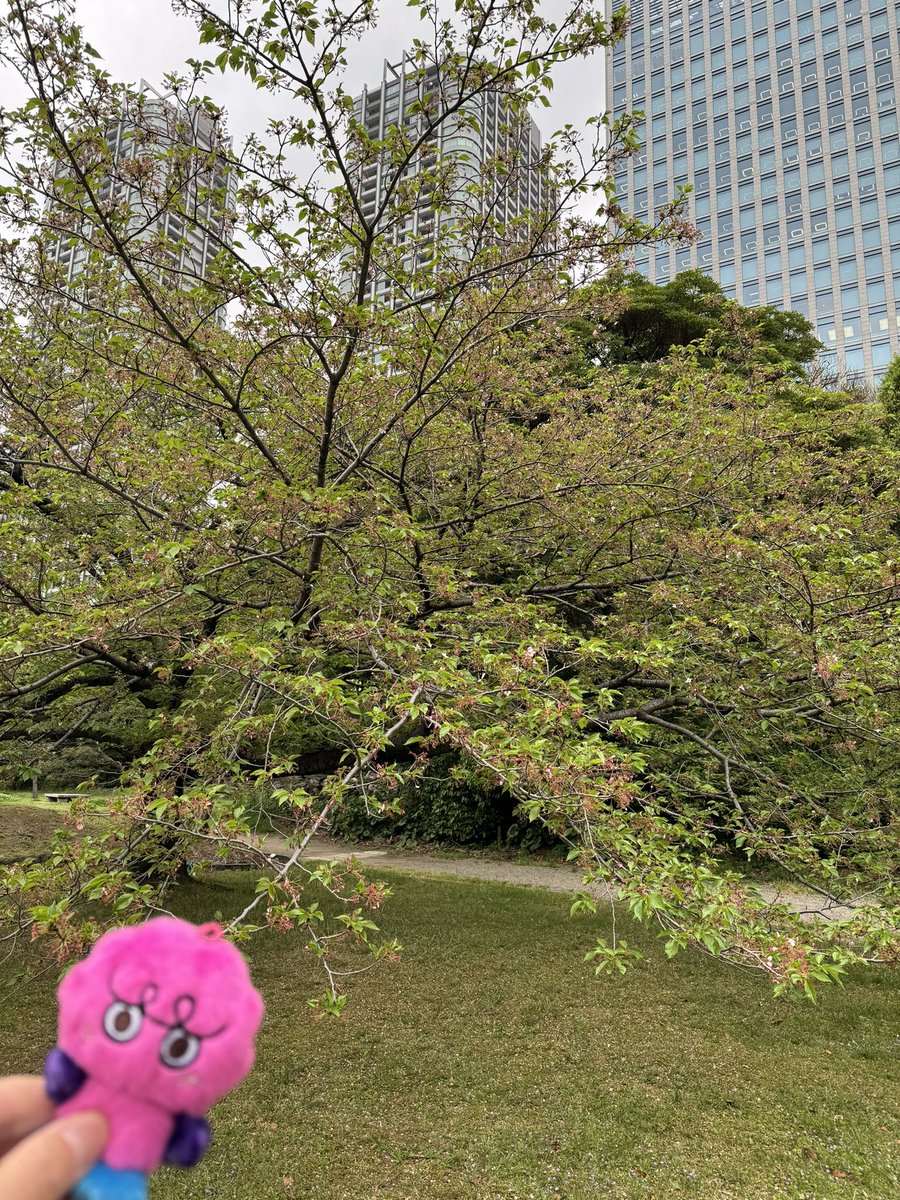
608,0 -> 900,382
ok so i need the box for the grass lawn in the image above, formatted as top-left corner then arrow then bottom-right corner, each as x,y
0,796 -> 113,862
0,870 -> 898,1200
0,802 -> 68,862
0,790 -> 118,808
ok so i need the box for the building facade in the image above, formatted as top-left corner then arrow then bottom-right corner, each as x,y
608,0 -> 900,381
46,83 -> 232,297
350,56 -> 552,304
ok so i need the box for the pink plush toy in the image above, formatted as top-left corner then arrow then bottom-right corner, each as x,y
44,917 -> 264,1200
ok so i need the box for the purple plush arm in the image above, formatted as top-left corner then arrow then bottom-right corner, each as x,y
44,1046 -> 87,1103
163,1113 -> 212,1168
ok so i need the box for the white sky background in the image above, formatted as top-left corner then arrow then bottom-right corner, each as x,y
71,0 -> 604,155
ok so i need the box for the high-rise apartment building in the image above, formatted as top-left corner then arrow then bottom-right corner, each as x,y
350,55 -> 552,304
608,0 -> 900,381
46,82 -> 232,296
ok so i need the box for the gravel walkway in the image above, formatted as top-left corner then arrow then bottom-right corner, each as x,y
258,834 -> 860,920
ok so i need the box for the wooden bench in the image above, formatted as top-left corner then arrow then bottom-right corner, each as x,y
44,793 -> 82,803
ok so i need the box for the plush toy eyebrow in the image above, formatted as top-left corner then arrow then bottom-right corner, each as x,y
154,994 -> 228,1039
109,978 -> 228,1039
108,978 -> 159,1009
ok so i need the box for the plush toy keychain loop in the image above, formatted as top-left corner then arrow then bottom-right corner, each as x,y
45,917 -> 264,1200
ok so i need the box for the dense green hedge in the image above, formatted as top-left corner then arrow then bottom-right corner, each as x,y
328,753 -> 561,849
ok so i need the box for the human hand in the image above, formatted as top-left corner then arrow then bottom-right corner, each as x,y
0,1075 -> 107,1200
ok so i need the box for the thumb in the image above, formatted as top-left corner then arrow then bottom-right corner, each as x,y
0,1111 -> 108,1200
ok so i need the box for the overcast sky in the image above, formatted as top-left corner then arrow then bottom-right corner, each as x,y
70,0 -> 604,149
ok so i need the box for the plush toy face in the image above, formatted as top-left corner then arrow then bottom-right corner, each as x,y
57,917 -> 264,1116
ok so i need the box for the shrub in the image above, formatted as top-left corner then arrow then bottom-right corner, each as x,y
328,753 -> 560,849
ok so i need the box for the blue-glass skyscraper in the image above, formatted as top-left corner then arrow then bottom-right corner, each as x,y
608,0 -> 900,381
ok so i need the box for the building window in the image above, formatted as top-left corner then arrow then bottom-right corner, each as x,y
808,160 -> 826,185
868,279 -> 887,305
872,341 -> 892,367
814,265 -> 833,288
819,322 -> 838,344
815,290 -> 835,316
866,251 -> 885,279
843,317 -> 861,340
812,238 -> 831,265
788,269 -> 807,296
870,310 -> 890,335
788,244 -> 806,269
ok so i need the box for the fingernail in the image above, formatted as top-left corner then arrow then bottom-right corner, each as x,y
58,1112 -> 108,1173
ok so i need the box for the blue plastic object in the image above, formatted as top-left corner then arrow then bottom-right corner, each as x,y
69,1163 -> 147,1200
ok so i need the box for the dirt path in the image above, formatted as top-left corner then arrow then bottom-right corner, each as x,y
258,833 -> 860,921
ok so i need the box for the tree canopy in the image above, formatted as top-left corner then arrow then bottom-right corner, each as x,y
877,352 -> 900,438
0,0 -> 897,1003
565,270 -> 822,378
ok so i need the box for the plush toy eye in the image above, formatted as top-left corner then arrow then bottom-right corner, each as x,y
159,1026 -> 200,1069
103,1001 -> 143,1043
